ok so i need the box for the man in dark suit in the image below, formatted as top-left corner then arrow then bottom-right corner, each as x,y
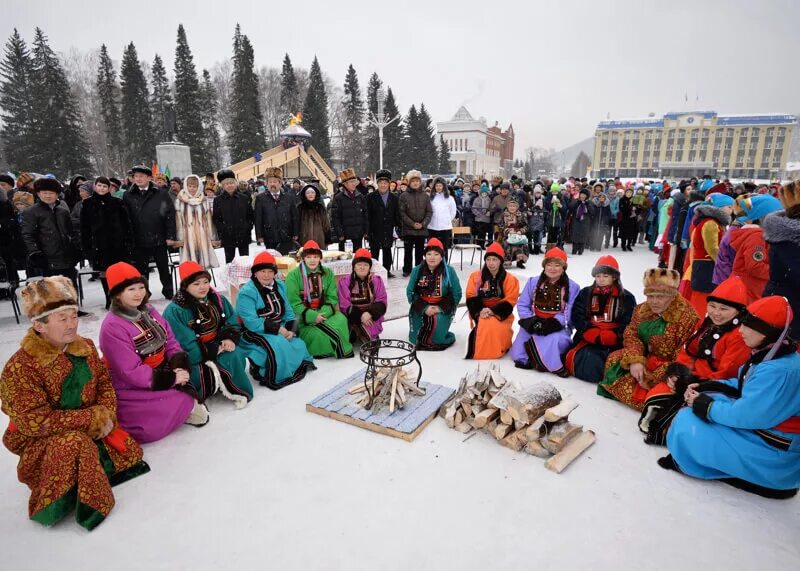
365,169 -> 400,277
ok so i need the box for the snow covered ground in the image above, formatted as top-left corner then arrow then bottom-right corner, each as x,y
0,245 -> 798,570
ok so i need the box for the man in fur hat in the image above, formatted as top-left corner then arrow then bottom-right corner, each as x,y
330,168 -> 368,251
0,277 -> 149,530
254,166 -> 299,254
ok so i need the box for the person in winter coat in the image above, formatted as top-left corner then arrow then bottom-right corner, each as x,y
510,248 -> 580,376
711,193 -> 751,285
123,165 -> 178,300
471,183 -> 493,248
63,175 -> 86,210
545,196 -> 564,250
366,169 -> 400,275
460,183 -> 476,228
639,276 -> 750,445
337,249 -> 388,343
490,183 -> 511,239
569,188 -> 591,255
608,188 -> 621,247
80,176 -> 134,308
662,295 -> 800,499
330,168 -> 368,251
618,188 -> 639,251
21,177 -> 80,287
163,262 -> 252,408
565,256 -> 636,383
99,263 -> 209,443
0,173 -> 21,281
529,196 -> 546,255
212,169 -> 253,263
70,181 -> 93,259
589,191 -> 612,250
298,183 -> 331,250
428,177 -> 458,260
175,174 -> 220,269
501,199 -> 529,268
398,170 -> 432,276
762,181 -> 800,338
254,167 -> 299,254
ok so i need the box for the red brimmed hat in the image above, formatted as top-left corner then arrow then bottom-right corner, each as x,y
251,251 -> 277,273
484,242 -> 505,261
591,255 -> 620,277
706,276 -> 748,312
741,296 -> 793,344
352,248 -> 372,266
542,247 -> 568,268
106,262 -> 148,298
424,238 -> 445,255
300,240 -> 322,257
178,261 -> 211,289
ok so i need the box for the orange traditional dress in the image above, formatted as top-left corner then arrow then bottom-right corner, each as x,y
1,330 -> 149,530
465,266 -> 520,359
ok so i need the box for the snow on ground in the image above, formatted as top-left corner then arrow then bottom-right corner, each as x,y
0,245 -> 798,571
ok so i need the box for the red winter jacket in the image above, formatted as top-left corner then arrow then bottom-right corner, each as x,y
730,225 -> 770,303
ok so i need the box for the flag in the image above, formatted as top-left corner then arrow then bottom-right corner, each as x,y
152,161 -> 160,177
164,165 -> 171,179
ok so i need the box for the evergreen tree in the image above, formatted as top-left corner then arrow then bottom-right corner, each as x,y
302,56 -> 330,162
149,53 -> 172,143
437,134 -> 451,173
120,42 -> 154,167
342,64 -> 365,172
228,25 -> 266,163
403,104 -> 421,172
200,69 -> 223,169
363,72 -> 382,174
0,29 -> 34,171
29,27 -> 91,176
279,53 -> 299,120
381,88 -> 403,175
173,24 -> 211,171
417,103 -> 438,173
96,43 -> 123,173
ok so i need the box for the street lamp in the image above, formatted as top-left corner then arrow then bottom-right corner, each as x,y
369,88 -> 400,170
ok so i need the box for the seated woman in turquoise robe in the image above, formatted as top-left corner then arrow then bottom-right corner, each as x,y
164,261 -> 253,408
407,238 -> 463,350
236,252 -> 315,390
661,296 -> 800,499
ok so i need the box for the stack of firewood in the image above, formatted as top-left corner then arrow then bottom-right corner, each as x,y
439,366 -> 596,473
349,367 -> 425,412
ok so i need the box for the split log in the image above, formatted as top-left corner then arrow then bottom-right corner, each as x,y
494,422 -> 512,440
455,421 -> 473,434
473,408 -> 499,428
544,399 -> 579,423
525,439 -> 552,458
544,430 -> 596,473
541,422 -> 583,454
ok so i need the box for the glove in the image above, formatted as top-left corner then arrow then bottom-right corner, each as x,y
538,317 -> 563,335
582,328 -> 602,344
691,393 -> 713,422
597,329 -> 619,346
151,368 -> 176,391
518,317 -> 540,334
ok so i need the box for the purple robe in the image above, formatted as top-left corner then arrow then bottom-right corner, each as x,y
337,273 -> 388,340
712,225 -> 740,285
510,276 -> 580,371
99,306 -> 194,443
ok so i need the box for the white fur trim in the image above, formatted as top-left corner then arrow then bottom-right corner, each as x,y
31,304 -> 79,321
205,360 -> 248,409
185,401 -> 210,426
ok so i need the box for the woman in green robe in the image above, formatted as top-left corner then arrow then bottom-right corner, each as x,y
285,241 -> 354,358
163,261 -> 253,408
407,238 -> 463,350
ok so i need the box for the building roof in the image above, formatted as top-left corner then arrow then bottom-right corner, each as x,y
451,106 -> 475,121
597,111 -> 797,130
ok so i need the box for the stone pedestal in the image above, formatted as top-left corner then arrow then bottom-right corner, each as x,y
156,142 -> 192,179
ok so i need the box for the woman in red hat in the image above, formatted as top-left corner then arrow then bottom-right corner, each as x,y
510,247 -> 580,375
99,262 -> 209,443
565,255 -> 636,382
285,241 -> 353,358
662,296 -> 800,499
236,251 -> 315,388
465,242 -> 519,359
639,276 -> 751,444
337,248 -> 388,343
407,237 -> 462,350
163,261 -> 253,408
598,269 -> 698,410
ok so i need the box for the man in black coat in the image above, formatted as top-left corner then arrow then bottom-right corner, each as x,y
0,173 -> 20,283
254,166 -> 299,254
366,169 -> 399,277
20,177 -> 80,287
123,165 -> 178,299
213,168 -> 254,263
330,168 -> 367,251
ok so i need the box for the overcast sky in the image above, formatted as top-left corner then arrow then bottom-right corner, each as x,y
3,0 -> 799,155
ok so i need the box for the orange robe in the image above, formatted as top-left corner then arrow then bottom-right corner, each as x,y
465,268 -> 519,359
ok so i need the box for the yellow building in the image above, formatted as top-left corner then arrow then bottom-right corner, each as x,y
592,111 -> 797,180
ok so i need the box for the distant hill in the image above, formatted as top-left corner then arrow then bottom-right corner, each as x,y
548,137 -> 595,174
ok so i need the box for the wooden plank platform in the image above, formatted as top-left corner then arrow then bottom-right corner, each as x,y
306,368 -> 455,442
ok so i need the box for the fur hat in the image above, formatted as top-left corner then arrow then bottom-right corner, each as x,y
542,247 -> 568,268
642,268 -> 680,295
0,173 -> 14,186
16,172 -> 35,187
484,242 -> 505,261
178,261 -> 211,289
33,177 -> 62,194
106,262 -> 148,299
406,169 -> 422,182
423,238 -> 445,256
741,296 -> 793,345
217,168 -> 236,184
265,167 -> 283,180
352,248 -> 372,267
251,251 -> 277,274
592,255 -> 620,277
20,276 -> 79,321
131,165 -> 152,176
706,276 -> 748,312
375,169 -> 392,182
778,180 -> 800,210
12,190 -> 34,209
300,240 -> 322,257
338,168 -> 357,184
109,177 -> 121,188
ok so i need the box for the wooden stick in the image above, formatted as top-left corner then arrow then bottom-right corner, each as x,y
544,399 -> 579,422
389,370 -> 399,412
473,408 -> 499,428
544,430 -> 596,473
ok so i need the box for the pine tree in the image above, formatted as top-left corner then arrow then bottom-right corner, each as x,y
28,27 -> 92,177
417,103 -> 438,173
279,53 -> 299,120
363,72 -> 382,174
200,69 -> 223,169
438,134 -> 451,173
381,88 -> 403,175
150,53 -> 172,143
403,104 -> 421,172
302,56 -> 330,162
96,44 -> 123,174
341,64 -> 365,172
120,42 -> 154,167
228,25 -> 266,163
0,29 -> 34,171
173,24 -> 211,172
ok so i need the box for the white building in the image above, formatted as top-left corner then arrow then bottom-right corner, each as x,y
437,106 -> 503,178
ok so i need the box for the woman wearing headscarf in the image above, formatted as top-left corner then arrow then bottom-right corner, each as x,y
174,174 -> 220,268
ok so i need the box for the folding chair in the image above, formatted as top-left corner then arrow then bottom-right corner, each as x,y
391,239 -> 405,270
449,226 -> 483,270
